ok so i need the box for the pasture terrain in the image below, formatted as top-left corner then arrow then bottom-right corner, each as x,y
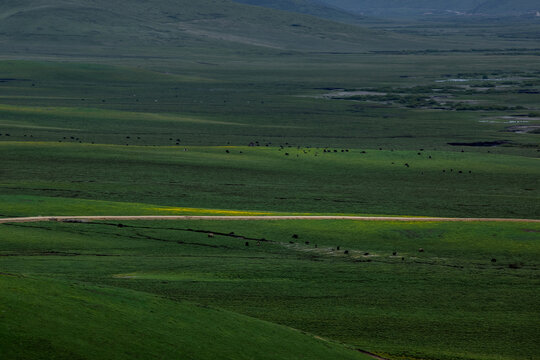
0,274 -> 372,360
0,55 -> 538,219
0,2 -> 539,359
0,54 -> 539,152
1,219 -> 539,360
0,143 -> 538,218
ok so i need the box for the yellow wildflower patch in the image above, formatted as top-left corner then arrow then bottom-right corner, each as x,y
147,206 -> 272,216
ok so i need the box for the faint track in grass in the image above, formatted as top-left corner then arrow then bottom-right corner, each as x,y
0,215 -> 539,224
356,349 -> 391,360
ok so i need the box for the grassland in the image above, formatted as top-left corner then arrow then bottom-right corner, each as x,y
0,57 -> 538,220
0,57 -> 538,152
0,142 -> 538,218
0,275 -> 373,360
1,219 -> 538,360
0,4 -> 539,359
1,54 -> 539,358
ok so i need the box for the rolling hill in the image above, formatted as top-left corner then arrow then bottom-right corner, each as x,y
229,0 -> 366,24
0,275 -> 371,360
0,0 -> 427,58
316,0 -> 540,18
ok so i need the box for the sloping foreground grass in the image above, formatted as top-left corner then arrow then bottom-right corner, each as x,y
1,220 -> 538,360
0,274 -> 370,360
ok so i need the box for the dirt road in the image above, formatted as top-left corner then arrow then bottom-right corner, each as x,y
1,215 -> 539,224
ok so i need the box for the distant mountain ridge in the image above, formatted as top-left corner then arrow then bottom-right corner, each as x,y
1,0 -> 536,61
229,0 -> 366,24
314,0 -> 540,18
0,0 -> 429,58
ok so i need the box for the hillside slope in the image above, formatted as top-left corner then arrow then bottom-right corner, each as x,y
472,0 -> 540,16
0,275 -> 371,360
229,0 -> 366,24
0,0 -> 425,57
317,0 -> 540,18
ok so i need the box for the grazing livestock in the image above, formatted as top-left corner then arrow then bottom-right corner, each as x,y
208,233 -> 214,238
418,248 -> 424,253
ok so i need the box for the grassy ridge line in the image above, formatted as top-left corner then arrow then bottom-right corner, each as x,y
1,215 -> 539,223
0,274 -> 373,360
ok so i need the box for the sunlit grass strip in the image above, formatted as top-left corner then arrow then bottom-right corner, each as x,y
147,206 -> 273,216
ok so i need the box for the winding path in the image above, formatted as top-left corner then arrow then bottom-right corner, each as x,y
1,215 -> 539,224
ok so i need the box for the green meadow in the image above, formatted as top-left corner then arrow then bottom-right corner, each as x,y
1,55 -> 539,359
1,220 -> 539,360
1,2 -> 539,359
0,142 -> 538,218
0,275 -> 373,360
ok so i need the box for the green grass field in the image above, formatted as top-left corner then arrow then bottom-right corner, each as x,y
0,3 -> 539,359
1,219 -> 538,360
0,275 -> 374,360
1,142 -> 538,218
